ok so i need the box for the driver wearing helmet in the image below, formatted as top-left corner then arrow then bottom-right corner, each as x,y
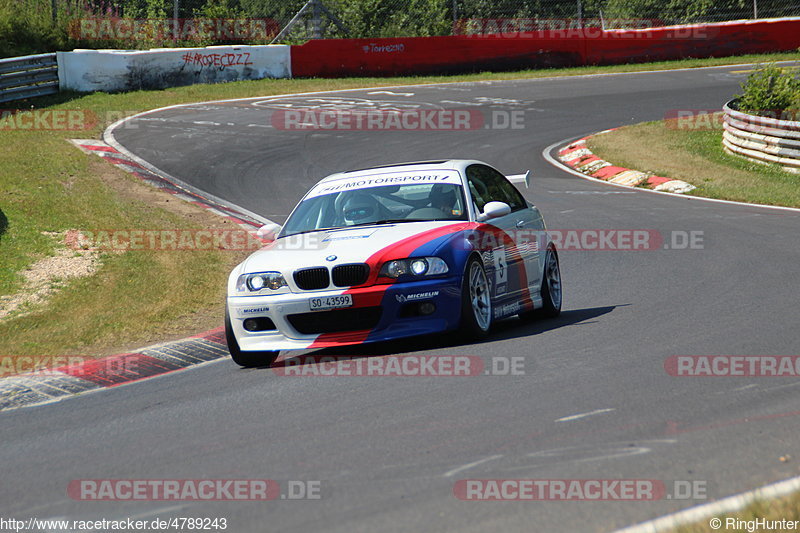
428,184 -> 459,217
340,192 -> 378,226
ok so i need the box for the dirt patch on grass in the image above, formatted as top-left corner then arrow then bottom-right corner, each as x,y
0,144 -> 252,362
0,235 -> 100,321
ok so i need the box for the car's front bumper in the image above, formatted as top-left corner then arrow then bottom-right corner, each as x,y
227,277 -> 463,352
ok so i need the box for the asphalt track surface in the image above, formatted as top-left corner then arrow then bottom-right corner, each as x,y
3,64 -> 800,533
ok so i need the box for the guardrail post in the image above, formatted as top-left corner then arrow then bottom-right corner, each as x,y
0,53 -> 60,104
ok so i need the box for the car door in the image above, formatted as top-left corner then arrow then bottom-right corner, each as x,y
465,164 -> 541,309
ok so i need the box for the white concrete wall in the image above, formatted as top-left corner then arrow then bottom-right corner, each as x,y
57,45 -> 291,92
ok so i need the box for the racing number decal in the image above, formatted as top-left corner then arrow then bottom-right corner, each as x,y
494,245 -> 508,285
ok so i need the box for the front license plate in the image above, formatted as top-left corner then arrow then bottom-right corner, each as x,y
309,294 -> 353,311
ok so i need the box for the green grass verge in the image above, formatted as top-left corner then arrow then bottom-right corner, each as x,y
0,135 -> 236,356
1,51 -> 798,360
587,115 -> 800,208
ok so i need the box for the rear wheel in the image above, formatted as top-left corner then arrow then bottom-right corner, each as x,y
458,256 -> 493,339
522,246 -> 562,320
225,306 -> 279,368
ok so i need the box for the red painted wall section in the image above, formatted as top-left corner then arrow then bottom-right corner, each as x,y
291,33 -> 586,77
585,18 -> 800,64
290,18 -> 800,78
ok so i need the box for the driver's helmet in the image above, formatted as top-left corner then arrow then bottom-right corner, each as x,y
428,184 -> 457,214
341,193 -> 377,225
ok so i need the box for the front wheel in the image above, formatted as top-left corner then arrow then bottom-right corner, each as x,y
225,306 -> 279,368
458,256 -> 493,339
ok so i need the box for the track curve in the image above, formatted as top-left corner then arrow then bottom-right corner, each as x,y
3,64 -> 800,533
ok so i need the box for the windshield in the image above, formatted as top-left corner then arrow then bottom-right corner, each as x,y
281,182 -> 468,237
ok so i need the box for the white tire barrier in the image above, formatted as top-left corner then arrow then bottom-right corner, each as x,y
723,100 -> 800,173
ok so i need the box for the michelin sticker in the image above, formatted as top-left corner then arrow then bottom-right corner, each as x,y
396,291 -> 439,303
237,306 -> 270,317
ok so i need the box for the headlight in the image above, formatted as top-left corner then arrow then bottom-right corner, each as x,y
410,259 -> 428,275
236,272 -> 287,293
379,257 -> 449,279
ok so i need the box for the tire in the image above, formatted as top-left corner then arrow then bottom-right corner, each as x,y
522,246 -> 562,320
225,306 -> 279,368
458,255 -> 493,339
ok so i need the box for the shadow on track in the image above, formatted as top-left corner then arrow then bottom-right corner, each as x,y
268,305 -> 619,370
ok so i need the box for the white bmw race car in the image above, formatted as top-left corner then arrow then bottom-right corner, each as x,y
226,160 -> 561,367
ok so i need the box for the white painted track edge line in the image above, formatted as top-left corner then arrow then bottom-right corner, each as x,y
555,408 -> 615,422
542,137 -> 800,214
442,455 -> 504,478
614,474 -> 800,533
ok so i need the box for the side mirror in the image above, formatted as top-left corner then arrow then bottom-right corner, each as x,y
477,201 -> 511,222
256,223 -> 282,242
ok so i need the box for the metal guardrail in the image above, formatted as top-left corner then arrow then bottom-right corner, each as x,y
723,99 -> 800,173
0,53 -> 59,104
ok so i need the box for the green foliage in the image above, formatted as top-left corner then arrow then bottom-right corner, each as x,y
3,0 -> 800,57
195,0 -> 243,19
603,0 -> 749,24
0,0 -> 65,57
602,0 -> 800,23
737,63 -> 800,115
329,0 -> 451,38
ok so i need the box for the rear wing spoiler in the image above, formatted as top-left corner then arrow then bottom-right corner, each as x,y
505,170 -> 531,189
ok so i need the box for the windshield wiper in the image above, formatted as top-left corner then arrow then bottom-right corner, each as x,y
284,219 -> 431,236
281,227 -> 340,237
348,219 -> 425,227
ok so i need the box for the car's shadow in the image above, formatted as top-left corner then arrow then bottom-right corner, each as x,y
267,305 -> 619,369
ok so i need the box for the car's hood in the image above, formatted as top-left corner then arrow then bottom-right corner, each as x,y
243,221 -> 466,274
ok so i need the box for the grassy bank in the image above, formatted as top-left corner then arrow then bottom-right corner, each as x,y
587,116 -> 800,208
